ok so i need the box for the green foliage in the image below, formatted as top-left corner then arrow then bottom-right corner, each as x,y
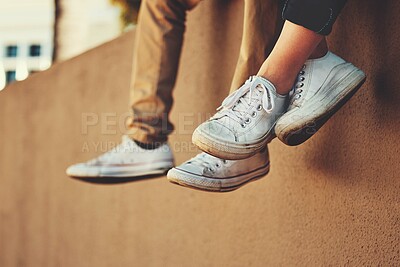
110,0 -> 141,27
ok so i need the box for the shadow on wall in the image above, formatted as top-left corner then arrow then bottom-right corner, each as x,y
367,1 -> 400,111
298,0 -> 400,180
335,0 -> 400,114
71,173 -> 166,185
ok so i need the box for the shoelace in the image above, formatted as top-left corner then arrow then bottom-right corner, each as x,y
216,76 -> 276,124
189,153 -> 227,173
291,65 -> 306,104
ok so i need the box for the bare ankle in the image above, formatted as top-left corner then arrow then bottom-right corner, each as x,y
261,74 -> 293,95
309,38 -> 329,59
257,65 -> 295,95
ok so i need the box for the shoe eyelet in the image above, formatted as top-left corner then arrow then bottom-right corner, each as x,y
302,64 -> 306,70
300,70 -> 305,75
252,112 -> 257,117
257,105 -> 262,111
245,118 -> 251,124
216,163 -> 220,168
296,94 -> 302,99
241,123 -> 246,128
300,77 -> 305,82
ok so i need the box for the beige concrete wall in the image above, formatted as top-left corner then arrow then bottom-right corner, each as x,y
0,0 -> 399,266
54,0 -> 121,61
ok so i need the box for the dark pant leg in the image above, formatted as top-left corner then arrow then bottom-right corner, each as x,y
282,0 -> 347,35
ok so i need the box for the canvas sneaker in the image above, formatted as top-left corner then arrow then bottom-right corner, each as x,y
167,146 -> 270,192
66,135 -> 174,178
192,76 -> 287,160
275,52 -> 366,146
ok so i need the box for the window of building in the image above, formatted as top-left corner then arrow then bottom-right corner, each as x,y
29,45 -> 41,57
6,71 -> 16,84
5,45 -> 18,57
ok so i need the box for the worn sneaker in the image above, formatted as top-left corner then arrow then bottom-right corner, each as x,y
192,76 -> 287,160
275,52 -> 366,146
66,135 -> 174,178
167,146 -> 270,192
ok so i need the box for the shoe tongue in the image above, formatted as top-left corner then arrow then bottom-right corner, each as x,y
234,76 -> 277,111
235,87 -> 261,108
254,76 -> 277,93
229,86 -> 262,120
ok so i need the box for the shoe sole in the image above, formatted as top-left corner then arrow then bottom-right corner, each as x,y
276,68 -> 366,146
66,162 -> 174,178
68,169 -> 169,178
167,163 -> 270,192
192,128 -> 275,160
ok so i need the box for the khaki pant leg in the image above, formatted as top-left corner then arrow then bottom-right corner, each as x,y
127,0 -> 203,144
230,0 -> 282,92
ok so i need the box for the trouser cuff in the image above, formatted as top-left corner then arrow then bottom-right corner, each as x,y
282,0 -> 346,36
126,126 -> 169,144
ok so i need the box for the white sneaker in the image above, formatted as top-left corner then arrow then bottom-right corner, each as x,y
66,136 -> 174,178
275,52 -> 366,146
192,76 -> 287,160
167,146 -> 270,192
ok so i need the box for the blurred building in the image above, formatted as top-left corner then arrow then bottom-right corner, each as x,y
55,0 -> 121,61
0,0 -> 54,90
0,0 -> 122,90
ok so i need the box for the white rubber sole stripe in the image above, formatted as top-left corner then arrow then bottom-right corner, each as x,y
167,163 -> 270,192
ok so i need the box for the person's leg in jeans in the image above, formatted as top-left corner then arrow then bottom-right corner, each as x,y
167,0 -> 283,192
193,0 -> 366,160
66,0 -> 202,178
